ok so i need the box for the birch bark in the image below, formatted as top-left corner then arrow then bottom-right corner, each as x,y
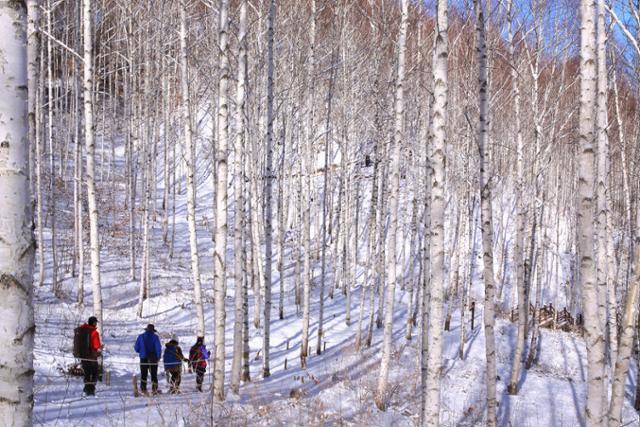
214,0 -> 231,398
506,0 -> 527,395
231,0 -> 248,395
474,1 -> 497,423
180,3 -> 205,337
83,0 -> 103,333
424,0 -> 448,422
0,2 -> 35,423
578,0 -> 605,423
375,0 -> 408,409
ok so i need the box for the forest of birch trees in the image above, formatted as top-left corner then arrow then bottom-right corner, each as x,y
1,0 -> 640,425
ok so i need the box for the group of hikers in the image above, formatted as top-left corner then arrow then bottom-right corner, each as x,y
74,316 -> 210,397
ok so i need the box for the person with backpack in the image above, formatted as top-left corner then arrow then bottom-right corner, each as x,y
188,337 -> 210,392
163,336 -> 187,394
134,324 -> 162,395
74,316 -> 102,396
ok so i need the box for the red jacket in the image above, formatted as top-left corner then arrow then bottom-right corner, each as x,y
80,324 -> 102,356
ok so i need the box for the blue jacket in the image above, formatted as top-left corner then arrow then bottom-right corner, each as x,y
163,342 -> 185,369
134,331 -> 162,361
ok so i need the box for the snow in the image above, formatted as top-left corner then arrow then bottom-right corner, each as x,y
33,249 -> 640,426
31,141 -> 640,426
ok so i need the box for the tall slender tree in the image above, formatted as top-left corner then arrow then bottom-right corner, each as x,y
474,0 -> 497,424
231,0 -> 248,395
577,0 -> 604,424
506,0 -> 528,396
213,0 -> 231,399
375,0 -> 408,410
0,1 -> 35,423
262,0 -> 276,378
83,0 -> 103,333
180,2 -> 206,337
424,0 -> 449,423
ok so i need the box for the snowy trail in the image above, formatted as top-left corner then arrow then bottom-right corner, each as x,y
34,242 -> 640,427
31,171 -> 640,426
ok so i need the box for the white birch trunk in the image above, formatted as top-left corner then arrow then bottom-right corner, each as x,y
179,3 -> 205,337
261,0 -> 275,378
30,0 -> 44,290
474,2 -> 497,423
0,2 -> 35,423
316,48 -> 337,356
594,0 -> 615,377
506,0 -> 528,395
230,0 -> 248,395
424,0 -> 449,423
45,2 -> 58,294
214,0 -> 231,399
608,234 -> 640,426
578,0 -> 605,423
83,0 -> 103,333
375,0 -> 408,410
300,0 -> 316,368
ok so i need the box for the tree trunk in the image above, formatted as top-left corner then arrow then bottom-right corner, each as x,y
594,0 -> 614,378
180,3 -> 206,338
316,49 -> 338,357
607,244 -> 640,424
578,0 -> 604,423
300,0 -> 316,369
506,0 -> 528,395
0,2 -> 35,424
213,0 -> 231,399
474,1 -> 497,424
83,0 -> 103,334
45,2 -> 58,295
423,0 -> 448,423
374,0 -> 408,409
230,0 -> 248,395
32,0 -> 45,290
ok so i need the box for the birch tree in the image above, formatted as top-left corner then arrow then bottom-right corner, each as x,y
506,0 -> 528,396
300,0 -> 316,369
593,0 -> 614,376
83,0 -> 103,333
213,0 -> 231,399
577,0 -> 605,423
31,0 -> 44,289
608,221 -> 640,426
262,0 -> 275,378
474,2 -> 497,423
0,1 -> 35,423
180,2 -> 205,337
375,0 -> 408,410
230,0 -> 248,396
424,0 -> 448,423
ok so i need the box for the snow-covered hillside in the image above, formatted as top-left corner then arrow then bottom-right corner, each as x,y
32,233 -> 640,426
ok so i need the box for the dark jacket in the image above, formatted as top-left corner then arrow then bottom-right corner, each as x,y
163,341 -> 186,369
134,331 -> 162,362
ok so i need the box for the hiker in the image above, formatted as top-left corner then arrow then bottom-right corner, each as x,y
134,324 -> 162,395
163,336 -> 187,394
189,337 -> 210,392
74,316 -> 102,396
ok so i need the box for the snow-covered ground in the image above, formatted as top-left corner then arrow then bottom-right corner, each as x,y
32,235 -> 640,426
31,142 -> 640,426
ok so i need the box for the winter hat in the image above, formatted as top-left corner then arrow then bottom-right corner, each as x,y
88,316 -> 98,326
170,335 -> 179,344
145,324 -> 156,333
